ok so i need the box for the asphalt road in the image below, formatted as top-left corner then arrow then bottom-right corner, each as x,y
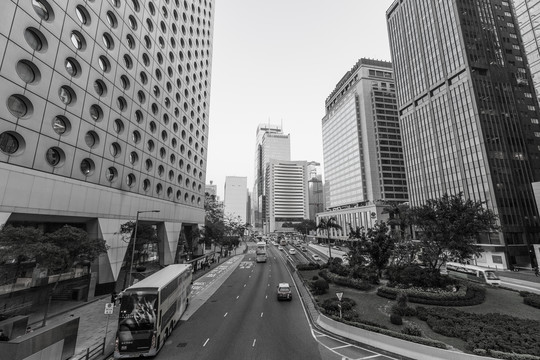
156,245 -> 340,360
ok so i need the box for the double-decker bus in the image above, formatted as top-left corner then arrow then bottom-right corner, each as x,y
114,264 -> 192,358
445,262 -> 501,286
256,241 -> 267,263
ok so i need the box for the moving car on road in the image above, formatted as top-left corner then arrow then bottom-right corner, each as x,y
289,248 -> 296,255
312,254 -> 321,261
277,283 -> 292,301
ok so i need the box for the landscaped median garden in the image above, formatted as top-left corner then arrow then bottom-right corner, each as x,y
297,261 -> 540,360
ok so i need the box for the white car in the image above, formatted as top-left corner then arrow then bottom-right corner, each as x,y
312,254 -> 321,261
289,248 -> 296,255
278,245 -> 283,251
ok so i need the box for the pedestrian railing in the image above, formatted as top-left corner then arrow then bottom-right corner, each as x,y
72,340 -> 105,360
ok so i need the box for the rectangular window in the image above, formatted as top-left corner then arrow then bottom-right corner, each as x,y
532,118 -> 539,124
535,132 -> 540,137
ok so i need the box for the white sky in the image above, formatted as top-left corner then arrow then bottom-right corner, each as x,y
206,0 -> 396,198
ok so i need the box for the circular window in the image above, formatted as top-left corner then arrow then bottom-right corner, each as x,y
109,0 -> 120,8
129,151 -> 138,165
176,190 -> 181,200
65,57 -> 81,77
139,71 -> 148,84
113,119 -> 124,134
156,183 -> 163,194
110,142 -> 121,157
52,115 -> 70,135
142,53 -> 150,66
148,2 -> 156,15
24,27 -> 47,52
0,132 -> 24,155
143,179 -> 151,191
102,33 -> 115,50
117,96 -> 127,111
126,173 -> 136,187
93,79 -> 107,96
80,158 -> 95,176
153,86 -> 160,98
105,167 -> 118,182
32,0 -> 54,21
84,131 -> 99,148
137,90 -> 146,103
145,158 -> 153,171
126,34 -> 135,49
149,121 -> 157,133
132,130 -> 141,143
16,60 -> 41,84
106,11 -> 118,28
161,130 -> 168,141
123,54 -> 133,69
120,75 -> 130,90
146,19 -> 154,32
128,15 -> 138,30
98,56 -> 111,72
158,165 -> 164,176
151,103 -> 158,115
168,170 -> 174,181
147,139 -> 155,151
171,138 -> 177,148
131,0 -> 140,12
167,187 -> 173,198
144,35 -> 152,49
89,104 -> 103,121
159,147 -> 166,159
45,147 -> 64,166
70,31 -> 86,50
7,94 -> 33,118
75,5 -> 90,25
169,153 -> 175,164
135,110 -> 143,123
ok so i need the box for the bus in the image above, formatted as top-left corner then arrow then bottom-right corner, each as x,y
256,241 -> 267,263
445,262 -> 501,286
114,264 -> 192,358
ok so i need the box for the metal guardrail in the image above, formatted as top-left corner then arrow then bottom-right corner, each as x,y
72,340 -> 105,360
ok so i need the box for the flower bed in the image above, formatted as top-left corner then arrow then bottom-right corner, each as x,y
377,282 -> 485,306
318,269 -> 372,291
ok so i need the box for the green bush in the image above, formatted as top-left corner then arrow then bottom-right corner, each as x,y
377,282 -> 486,306
523,295 -> 540,309
312,275 -> 319,281
401,323 -> 423,337
319,269 -> 372,291
390,313 -> 403,325
311,278 -> 329,295
387,265 -> 456,289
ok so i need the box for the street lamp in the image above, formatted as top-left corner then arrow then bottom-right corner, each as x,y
127,210 -> 160,287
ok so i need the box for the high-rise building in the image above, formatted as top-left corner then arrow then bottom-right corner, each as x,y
265,160 -> 308,233
387,0 -> 540,269
224,176 -> 248,223
512,0 -> 540,104
319,59 -> 407,239
307,161 -> 324,221
205,181 -> 218,198
252,124 -> 290,232
0,0 -> 214,293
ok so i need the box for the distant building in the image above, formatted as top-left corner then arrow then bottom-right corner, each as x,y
265,160 -> 309,233
206,181 -> 218,199
0,0 -> 215,293
319,58 -> 407,240
307,161 -> 324,221
387,0 -> 540,269
252,124 -> 290,232
224,176 -> 248,223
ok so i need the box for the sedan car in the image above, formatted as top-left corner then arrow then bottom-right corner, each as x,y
289,248 -> 296,255
277,282 -> 292,301
278,245 -> 283,251
312,254 -> 321,261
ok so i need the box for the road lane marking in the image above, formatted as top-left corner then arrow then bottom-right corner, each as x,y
260,312 -> 263,317
236,295 -> 239,299
244,284 -> 247,287
203,338 -> 209,347
249,275 -> 251,278
265,295 -> 267,299
252,339 -> 256,347
224,312 -> 228,317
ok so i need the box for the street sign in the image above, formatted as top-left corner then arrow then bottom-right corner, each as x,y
104,302 -> 114,315
336,292 -> 343,301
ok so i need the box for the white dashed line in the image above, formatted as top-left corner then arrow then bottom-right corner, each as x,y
252,339 -> 256,347
203,338 -> 209,347
224,312 -> 228,317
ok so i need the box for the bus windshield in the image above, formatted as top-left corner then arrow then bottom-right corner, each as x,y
118,291 -> 158,332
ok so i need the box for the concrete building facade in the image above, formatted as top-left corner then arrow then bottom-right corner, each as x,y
223,176 -> 248,223
0,0 -> 214,293
387,0 -> 540,269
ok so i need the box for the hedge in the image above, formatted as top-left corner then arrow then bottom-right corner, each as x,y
473,349 -> 540,360
318,269 -> 372,291
328,315 -> 448,350
523,295 -> 540,309
297,262 -> 320,271
377,282 -> 486,306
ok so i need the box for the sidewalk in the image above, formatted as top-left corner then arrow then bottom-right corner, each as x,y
23,245 -> 249,360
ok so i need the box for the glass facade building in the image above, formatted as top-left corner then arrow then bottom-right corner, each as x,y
387,0 -> 540,268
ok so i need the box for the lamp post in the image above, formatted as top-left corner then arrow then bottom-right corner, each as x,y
127,210 -> 160,287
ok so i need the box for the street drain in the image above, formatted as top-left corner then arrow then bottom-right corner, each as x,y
177,343 -> 187,347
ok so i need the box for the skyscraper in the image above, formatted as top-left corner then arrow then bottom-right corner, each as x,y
252,124 -> 290,232
307,161 -> 324,221
0,0 -> 214,292
319,59 -> 407,238
224,176 -> 248,223
387,0 -> 540,269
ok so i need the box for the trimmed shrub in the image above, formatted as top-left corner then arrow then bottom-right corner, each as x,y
523,295 -> 540,309
401,323 -> 423,337
319,269 -> 372,291
387,265 -> 456,289
377,282 -> 486,306
390,313 -> 403,325
312,275 -> 319,281
297,262 -> 320,271
312,278 -> 329,295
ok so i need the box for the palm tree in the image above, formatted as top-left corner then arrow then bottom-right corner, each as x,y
317,217 -> 342,259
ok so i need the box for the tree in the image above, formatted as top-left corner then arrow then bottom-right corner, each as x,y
202,193 -> 226,253
317,217 -> 342,259
119,221 -> 158,265
409,192 -> 499,269
348,222 -> 395,279
382,202 -> 411,241
292,220 -> 317,236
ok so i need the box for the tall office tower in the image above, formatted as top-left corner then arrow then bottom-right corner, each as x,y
265,160 -> 308,233
513,0 -> 540,104
307,161 -> 324,221
0,0 -> 214,293
319,59 -> 407,239
224,176 -> 248,223
387,0 -> 540,269
252,124 -> 290,232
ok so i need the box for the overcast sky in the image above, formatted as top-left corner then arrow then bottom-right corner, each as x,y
206,0 -> 396,198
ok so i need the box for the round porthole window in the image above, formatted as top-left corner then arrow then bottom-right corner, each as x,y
45,147 -> 64,166
105,167 -> 118,182
16,60 -> 41,84
52,115 -> 70,135
24,27 -> 48,52
80,158 -> 95,176
7,94 -> 33,118
0,131 -> 25,155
